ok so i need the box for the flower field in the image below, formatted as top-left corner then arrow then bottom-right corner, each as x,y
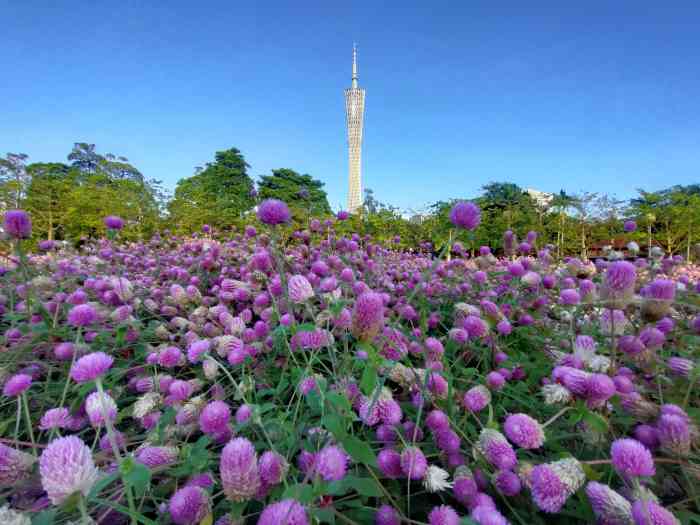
0,200 -> 698,525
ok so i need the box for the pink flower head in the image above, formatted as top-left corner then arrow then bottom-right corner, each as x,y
610,438 -> 655,478
315,444 -> 348,481
220,437 -> 260,501
169,486 -> 210,525
585,481 -> 633,525
257,199 -> 291,225
495,469 -> 522,496
400,446 -> 428,480
0,443 -> 35,487
104,215 -> 125,230
645,279 -> 676,301
657,414 -> 691,457
449,201 -> 481,230
67,303 -> 98,327
70,352 -> 113,383
464,385 -> 491,412
85,390 -> 117,427
136,446 -> 178,469
378,448 -> 403,479
3,210 -> 32,239
476,429 -> 517,470
39,407 -> 71,431
530,458 -> 585,513
158,346 -> 184,368
199,400 -> 231,435
3,373 -> 31,397
351,291 -> 385,341
375,504 -> 401,525
504,413 -> 545,449
258,499 -> 308,525
258,450 -> 288,486
39,436 -> 99,504
288,274 -> 314,303
605,261 -> 637,292
623,220 -> 637,232
631,499 -> 679,525
428,504 -> 460,525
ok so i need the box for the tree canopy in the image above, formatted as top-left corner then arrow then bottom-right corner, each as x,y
258,168 -> 331,219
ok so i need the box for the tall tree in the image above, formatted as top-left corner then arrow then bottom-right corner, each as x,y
257,169 -> 331,219
24,163 -> 74,240
0,152 -> 30,208
168,148 -> 255,231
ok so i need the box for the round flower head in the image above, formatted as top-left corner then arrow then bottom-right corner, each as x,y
559,288 -> 581,306
375,504 -> 401,525
288,274 -> 314,303
585,482 -> 633,525
423,465 -> 453,493
257,198 -> 291,225
199,400 -> 231,435
631,499 -> 680,525
610,438 -> 655,478
428,504 -> 460,525
530,458 -> 585,513
39,436 -> 99,505
136,446 -> 179,469
220,437 -> 260,501
464,385 -> 491,412
67,303 -> 97,327
657,414 -> 691,457
258,499 -> 308,525
258,450 -> 289,486
400,446 -> 428,480
315,444 -> 348,481
495,469 -> 522,496
39,407 -> 71,431
377,448 -> 402,478
85,390 -> 117,427
504,413 -> 545,449
3,210 -> 32,239
351,292 -> 385,341
586,373 -> 616,407
169,486 -> 211,525
623,220 -> 637,232
103,215 -> 125,230
646,279 -> 676,301
475,429 -> 517,470
70,352 -> 114,383
449,201 -> 481,230
667,357 -> 693,377
605,261 -> 637,292
337,210 -> 350,220
0,443 -> 35,487
3,374 -> 31,397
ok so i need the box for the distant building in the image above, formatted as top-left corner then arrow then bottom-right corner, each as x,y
526,188 -> 554,209
344,45 -> 366,213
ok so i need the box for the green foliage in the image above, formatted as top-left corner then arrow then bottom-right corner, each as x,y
168,147 -> 255,232
258,168 -> 331,220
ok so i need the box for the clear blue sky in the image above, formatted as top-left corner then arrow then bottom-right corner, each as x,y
2,1 -> 699,212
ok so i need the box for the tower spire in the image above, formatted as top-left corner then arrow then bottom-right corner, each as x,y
351,43 -> 358,88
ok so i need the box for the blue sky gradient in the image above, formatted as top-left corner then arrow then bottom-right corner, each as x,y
2,1 -> 699,211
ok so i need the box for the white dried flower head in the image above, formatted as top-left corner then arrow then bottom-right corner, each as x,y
587,355 -> 611,373
423,465 -> 453,492
551,458 -> 586,493
542,383 -> 572,405
0,506 -> 31,525
133,392 -> 162,419
203,357 -> 219,380
154,324 -> 171,340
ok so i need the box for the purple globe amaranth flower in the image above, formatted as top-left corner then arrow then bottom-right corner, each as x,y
351,291 -> 385,341
464,385 -> 491,412
258,499 -> 308,525
103,215 -> 125,230
449,201 -> 481,230
375,504 -> 401,525
199,400 -> 231,435
667,357 -> 693,377
639,327 -> 665,350
657,414 -> 691,457
288,274 -> 314,303
258,450 -> 288,486
70,352 -> 114,383
475,429 -> 517,470
504,413 -> 545,449
586,373 -> 616,408
610,438 -> 655,478
623,220 -> 637,232
220,437 -> 260,501
337,210 -> 350,220
235,404 -> 252,424
315,444 -> 348,481
486,371 -> 506,391
257,198 -> 291,225
3,373 -> 31,397
585,481 -> 633,525
426,409 -> 450,432
39,436 -> 99,505
646,279 -> 676,300
136,446 -> 179,468
530,458 -> 585,513
0,443 -> 35,487
85,390 -> 117,427
67,303 -> 97,327
3,210 -> 32,239
401,446 -> 428,480
631,499 -> 680,525
158,346 -> 184,368
605,261 -> 637,291
378,448 -> 403,479
169,486 -> 211,525
39,407 -> 71,431
428,504 -> 460,525
495,469 -> 522,496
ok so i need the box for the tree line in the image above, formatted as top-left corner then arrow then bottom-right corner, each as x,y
1,144 -> 699,259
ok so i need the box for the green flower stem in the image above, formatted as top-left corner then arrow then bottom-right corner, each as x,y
20,393 -> 36,457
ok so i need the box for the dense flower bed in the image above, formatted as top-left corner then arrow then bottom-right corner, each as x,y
0,204 -> 698,525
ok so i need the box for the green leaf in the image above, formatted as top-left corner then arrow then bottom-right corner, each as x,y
120,456 -> 151,498
341,435 -> 377,467
321,413 -> 347,439
344,475 -> 382,497
311,507 -> 336,524
31,510 -> 56,525
582,409 -> 608,433
360,364 -> 377,396
282,483 -> 315,504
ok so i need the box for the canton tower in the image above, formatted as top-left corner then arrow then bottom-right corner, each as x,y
344,44 -> 365,213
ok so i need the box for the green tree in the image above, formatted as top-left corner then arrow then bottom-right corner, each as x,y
168,148 -> 255,232
257,168 -> 331,219
24,163 -> 74,240
0,152 -> 30,208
